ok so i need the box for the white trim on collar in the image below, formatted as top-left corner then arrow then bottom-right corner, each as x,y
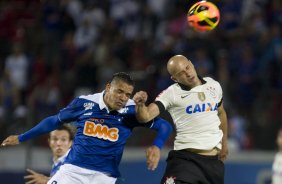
98,91 -> 109,112
98,91 -> 135,113
53,149 -> 70,165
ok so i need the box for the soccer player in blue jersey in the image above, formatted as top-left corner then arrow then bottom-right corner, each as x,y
1,72 -> 173,184
24,125 -> 74,184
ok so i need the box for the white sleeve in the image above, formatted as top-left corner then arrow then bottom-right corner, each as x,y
155,87 -> 174,110
215,81 -> 223,102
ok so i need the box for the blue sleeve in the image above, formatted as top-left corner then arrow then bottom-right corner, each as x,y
18,115 -> 62,142
58,97 -> 86,122
150,118 -> 173,149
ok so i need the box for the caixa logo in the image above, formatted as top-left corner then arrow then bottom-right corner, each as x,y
186,102 -> 219,114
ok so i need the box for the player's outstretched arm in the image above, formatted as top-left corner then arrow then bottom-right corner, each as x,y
146,145 -> 160,171
147,118 -> 173,170
24,169 -> 50,184
1,135 -> 20,146
133,91 -> 160,123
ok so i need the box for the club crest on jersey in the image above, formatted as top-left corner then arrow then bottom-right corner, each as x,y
186,102 -> 219,114
83,121 -> 119,141
119,107 -> 129,113
206,86 -> 217,99
197,92 -> 206,101
84,102 -> 95,110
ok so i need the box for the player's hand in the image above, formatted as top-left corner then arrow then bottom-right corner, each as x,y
133,91 -> 148,105
1,135 -> 20,147
24,169 -> 49,184
219,140 -> 228,161
146,145 -> 160,171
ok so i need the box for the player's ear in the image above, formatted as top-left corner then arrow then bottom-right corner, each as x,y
171,76 -> 177,82
105,83 -> 111,92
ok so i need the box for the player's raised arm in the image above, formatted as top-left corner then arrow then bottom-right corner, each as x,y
133,91 -> 160,123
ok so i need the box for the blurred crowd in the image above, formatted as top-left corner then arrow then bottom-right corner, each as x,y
0,0 -> 281,150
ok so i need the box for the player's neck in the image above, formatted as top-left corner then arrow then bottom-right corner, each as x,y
53,155 -> 60,162
103,94 -> 114,111
178,76 -> 203,91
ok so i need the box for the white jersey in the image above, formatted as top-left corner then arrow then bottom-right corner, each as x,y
156,77 -> 223,150
272,152 -> 282,184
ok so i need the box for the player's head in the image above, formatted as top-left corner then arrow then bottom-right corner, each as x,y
167,55 -> 199,88
277,128 -> 282,151
104,72 -> 135,111
48,125 -> 74,159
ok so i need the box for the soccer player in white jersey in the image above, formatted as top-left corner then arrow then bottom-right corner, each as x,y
24,125 -> 74,184
1,72 -> 172,184
134,55 -> 228,184
272,128 -> 282,184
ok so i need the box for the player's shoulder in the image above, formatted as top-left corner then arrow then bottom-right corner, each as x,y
203,76 -> 216,82
125,99 -> 135,107
78,92 -> 101,103
203,77 -> 220,85
164,83 -> 178,92
203,77 -> 222,90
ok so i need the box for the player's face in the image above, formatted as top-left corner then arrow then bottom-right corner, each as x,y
172,60 -> 198,87
105,80 -> 134,111
277,130 -> 282,151
49,130 -> 72,158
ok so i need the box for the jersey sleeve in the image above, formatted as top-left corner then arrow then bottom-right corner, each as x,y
215,81 -> 223,103
123,115 -> 172,149
18,115 -> 62,142
58,97 -> 86,122
155,88 -> 174,111
150,117 -> 173,149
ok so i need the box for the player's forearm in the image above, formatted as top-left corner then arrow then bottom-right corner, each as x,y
135,104 -> 152,123
19,115 -> 62,142
151,118 -> 173,149
218,109 -> 228,142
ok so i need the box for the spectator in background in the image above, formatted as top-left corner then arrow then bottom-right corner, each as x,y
272,128 -> 282,184
4,43 -> 29,105
24,125 -> 74,184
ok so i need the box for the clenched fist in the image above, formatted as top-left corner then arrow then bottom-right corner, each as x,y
133,91 -> 148,105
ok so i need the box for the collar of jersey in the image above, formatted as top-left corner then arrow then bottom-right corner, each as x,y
177,76 -> 206,91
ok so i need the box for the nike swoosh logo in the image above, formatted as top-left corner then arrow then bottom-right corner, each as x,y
181,95 -> 189,98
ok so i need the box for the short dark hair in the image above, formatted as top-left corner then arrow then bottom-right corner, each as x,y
110,72 -> 134,86
50,124 -> 75,141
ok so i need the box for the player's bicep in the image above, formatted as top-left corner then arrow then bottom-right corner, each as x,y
217,100 -> 226,116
